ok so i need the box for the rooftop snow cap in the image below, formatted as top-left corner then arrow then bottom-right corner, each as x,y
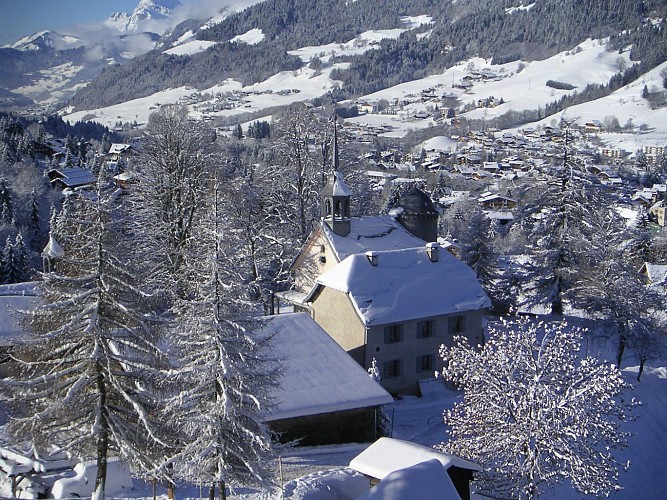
366,251 -> 378,266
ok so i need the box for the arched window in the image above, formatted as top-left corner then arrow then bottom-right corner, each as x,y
325,199 -> 332,216
335,200 -> 342,217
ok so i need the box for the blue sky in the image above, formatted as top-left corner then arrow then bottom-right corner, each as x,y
0,1 -> 139,45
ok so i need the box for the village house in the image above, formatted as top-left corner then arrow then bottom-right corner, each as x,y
584,120 -> 603,133
300,243 -> 489,395
107,143 -> 136,162
478,192 -> 517,211
46,167 -> 96,190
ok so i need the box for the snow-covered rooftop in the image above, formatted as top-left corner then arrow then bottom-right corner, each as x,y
261,313 -> 392,421
349,437 -> 481,480
0,282 -> 39,347
322,215 -> 426,262
642,263 -> 667,284
42,235 -> 65,259
108,143 -> 132,155
312,246 -> 491,326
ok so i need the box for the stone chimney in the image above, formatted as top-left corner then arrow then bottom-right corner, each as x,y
426,242 -> 439,262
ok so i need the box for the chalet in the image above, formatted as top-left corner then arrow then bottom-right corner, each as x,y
112,172 -> 137,191
584,120 -> 603,133
478,192 -> 517,210
107,143 -> 136,162
260,313 -> 392,445
350,437 -> 481,500
46,167 -> 96,190
357,101 -> 377,114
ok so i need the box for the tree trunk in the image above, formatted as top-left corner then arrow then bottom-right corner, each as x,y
638,357 -> 646,382
219,479 -> 226,500
209,484 -> 215,500
616,325 -> 626,368
167,463 -> 175,500
93,365 -> 108,500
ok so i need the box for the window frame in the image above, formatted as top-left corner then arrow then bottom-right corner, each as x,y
416,353 -> 434,373
383,359 -> 402,378
448,315 -> 467,334
416,319 -> 435,339
383,324 -> 404,344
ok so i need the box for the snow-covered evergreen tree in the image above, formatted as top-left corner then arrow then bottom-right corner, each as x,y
1,189 -> 170,500
29,188 -> 40,237
0,236 -> 12,284
521,155 -> 606,315
439,316 -> 633,499
164,177 -> 276,498
0,176 -> 14,226
7,232 -> 29,283
459,208 -> 498,308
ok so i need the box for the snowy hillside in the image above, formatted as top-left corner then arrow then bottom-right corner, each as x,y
63,35 -> 667,152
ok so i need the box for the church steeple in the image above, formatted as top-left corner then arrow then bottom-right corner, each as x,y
321,116 -> 351,236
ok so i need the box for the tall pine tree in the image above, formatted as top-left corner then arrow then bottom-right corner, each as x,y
2,189 -> 170,499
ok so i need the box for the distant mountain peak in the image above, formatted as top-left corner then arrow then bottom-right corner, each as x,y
106,0 -> 182,33
6,30 -> 82,51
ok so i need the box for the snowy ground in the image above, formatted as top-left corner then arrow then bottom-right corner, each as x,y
99,320 -> 667,499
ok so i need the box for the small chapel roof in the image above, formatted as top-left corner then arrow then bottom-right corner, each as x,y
321,171 -> 352,197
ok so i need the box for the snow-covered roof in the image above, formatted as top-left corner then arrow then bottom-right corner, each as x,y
312,246 -> 490,326
113,172 -> 135,182
322,215 -> 426,262
478,193 -> 516,203
642,263 -> 667,284
0,282 -> 39,347
356,459 -> 461,500
42,235 -> 65,259
485,210 -> 515,221
48,167 -> 96,188
322,171 -> 352,197
261,313 -> 392,421
332,171 -> 351,196
350,437 -> 481,480
108,143 -> 132,155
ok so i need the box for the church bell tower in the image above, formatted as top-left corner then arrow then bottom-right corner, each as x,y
321,116 -> 351,236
